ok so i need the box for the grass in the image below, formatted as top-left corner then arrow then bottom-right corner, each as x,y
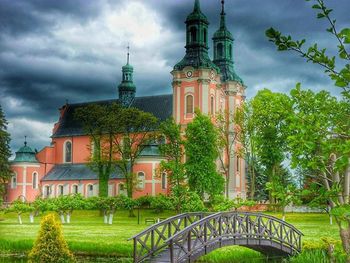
0,210 -> 343,262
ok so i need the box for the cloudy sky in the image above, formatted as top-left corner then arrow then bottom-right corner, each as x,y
0,0 -> 348,154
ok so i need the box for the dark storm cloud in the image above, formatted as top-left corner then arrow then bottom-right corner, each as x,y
0,0 -> 349,153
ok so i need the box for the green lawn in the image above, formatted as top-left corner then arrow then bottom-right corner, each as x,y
0,210 -> 341,262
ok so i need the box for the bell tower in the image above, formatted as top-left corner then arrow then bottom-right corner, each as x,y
118,45 -> 136,107
172,0 -> 220,125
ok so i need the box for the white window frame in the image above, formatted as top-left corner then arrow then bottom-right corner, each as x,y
137,172 -> 145,190
11,173 -> 17,189
63,140 -> 72,163
43,184 -> 51,198
32,172 -> 38,189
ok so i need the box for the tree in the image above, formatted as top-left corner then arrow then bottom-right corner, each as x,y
266,0 -> 350,99
287,86 -> 350,255
158,118 -> 186,212
215,110 -> 239,199
5,200 -> 32,224
185,110 -> 224,198
28,214 -> 75,263
74,103 -> 118,197
0,105 -> 12,202
111,107 -> 158,201
249,89 -> 292,203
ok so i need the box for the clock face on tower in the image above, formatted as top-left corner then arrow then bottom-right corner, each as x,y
186,70 -> 193,78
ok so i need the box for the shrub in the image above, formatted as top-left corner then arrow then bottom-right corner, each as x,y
150,194 -> 173,213
136,195 -> 154,208
179,191 -> 206,212
28,213 -> 75,263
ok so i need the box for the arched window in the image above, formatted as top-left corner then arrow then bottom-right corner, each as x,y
203,28 -> 207,45
186,95 -> 194,114
64,141 -> 72,163
32,172 -> 38,189
236,157 -> 240,172
161,173 -> 167,190
137,172 -> 145,189
118,183 -> 126,195
58,185 -> 64,196
217,43 -> 224,58
210,96 -> 215,115
11,173 -> 17,189
44,185 -> 51,198
87,184 -> 94,197
72,185 -> 78,194
190,27 -> 197,43
229,44 -> 232,59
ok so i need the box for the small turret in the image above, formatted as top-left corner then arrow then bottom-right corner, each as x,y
118,45 -> 136,107
12,137 -> 38,163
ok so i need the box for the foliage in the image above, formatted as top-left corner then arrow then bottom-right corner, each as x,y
28,213 -> 75,263
215,110 -> 238,199
185,110 -> 224,198
136,195 -> 154,208
150,194 -> 173,213
212,197 -> 255,212
0,105 -> 12,202
158,118 -> 186,212
178,191 -> 206,212
266,0 -> 350,99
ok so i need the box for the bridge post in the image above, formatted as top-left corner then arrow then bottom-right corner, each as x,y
169,239 -> 174,263
204,221 -> 207,254
151,230 -> 154,256
133,238 -> 137,262
187,231 -> 191,254
218,215 -> 222,248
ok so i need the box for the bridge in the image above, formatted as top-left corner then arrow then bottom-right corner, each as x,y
129,212 -> 303,263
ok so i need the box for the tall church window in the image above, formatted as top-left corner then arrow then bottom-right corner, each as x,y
32,172 -> 38,189
137,172 -> 145,189
210,96 -> 215,115
118,183 -> 126,195
64,141 -> 72,163
58,185 -> 64,196
190,27 -> 197,43
186,95 -> 194,114
87,184 -> 94,197
229,44 -> 232,59
72,184 -> 78,194
161,173 -> 167,190
236,157 -> 240,172
11,173 -> 17,189
217,43 -> 224,58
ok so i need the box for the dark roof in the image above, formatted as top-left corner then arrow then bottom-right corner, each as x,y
52,94 -> 173,138
41,164 -> 124,181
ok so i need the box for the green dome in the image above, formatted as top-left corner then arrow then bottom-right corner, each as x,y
213,29 -> 234,41
118,81 -> 136,91
122,63 -> 133,71
12,142 -> 38,163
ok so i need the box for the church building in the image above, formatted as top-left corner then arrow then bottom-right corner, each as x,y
6,0 -> 246,203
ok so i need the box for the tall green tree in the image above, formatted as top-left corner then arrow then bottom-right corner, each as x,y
185,110 -> 224,198
111,107 -> 158,200
75,103 -> 118,197
0,105 -> 12,202
250,89 -> 292,203
158,118 -> 186,212
266,0 -> 350,256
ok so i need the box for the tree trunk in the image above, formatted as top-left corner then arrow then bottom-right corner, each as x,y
249,163 -> 256,200
108,213 -> 114,225
340,226 -> 350,262
66,213 -> 71,224
127,176 -> 135,217
60,213 -> 65,224
29,213 -> 34,223
18,214 -> 22,225
99,173 -> 109,197
103,210 -> 108,224
225,170 -> 229,199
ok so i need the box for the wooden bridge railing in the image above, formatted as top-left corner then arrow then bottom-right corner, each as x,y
129,212 -> 211,263
164,212 -> 303,263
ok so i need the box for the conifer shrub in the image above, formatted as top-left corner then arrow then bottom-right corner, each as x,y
28,213 -> 75,263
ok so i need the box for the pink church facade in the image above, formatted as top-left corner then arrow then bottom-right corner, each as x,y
6,0 -> 246,203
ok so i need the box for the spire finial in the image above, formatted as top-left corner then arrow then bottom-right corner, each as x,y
220,0 -> 227,29
127,43 -> 130,65
221,0 -> 225,15
24,136 -> 27,146
194,0 -> 200,12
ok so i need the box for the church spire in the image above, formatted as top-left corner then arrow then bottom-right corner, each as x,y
212,0 -> 243,84
194,0 -> 200,12
118,45 -> 136,107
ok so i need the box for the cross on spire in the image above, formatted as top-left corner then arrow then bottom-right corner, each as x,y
221,0 -> 225,15
127,43 -> 130,64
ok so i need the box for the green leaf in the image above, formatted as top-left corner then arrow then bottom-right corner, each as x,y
340,28 -> 350,44
312,4 -> 321,9
335,79 -> 348,88
317,13 -> 325,19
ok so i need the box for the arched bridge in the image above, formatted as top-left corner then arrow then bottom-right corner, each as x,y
129,212 -> 303,263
